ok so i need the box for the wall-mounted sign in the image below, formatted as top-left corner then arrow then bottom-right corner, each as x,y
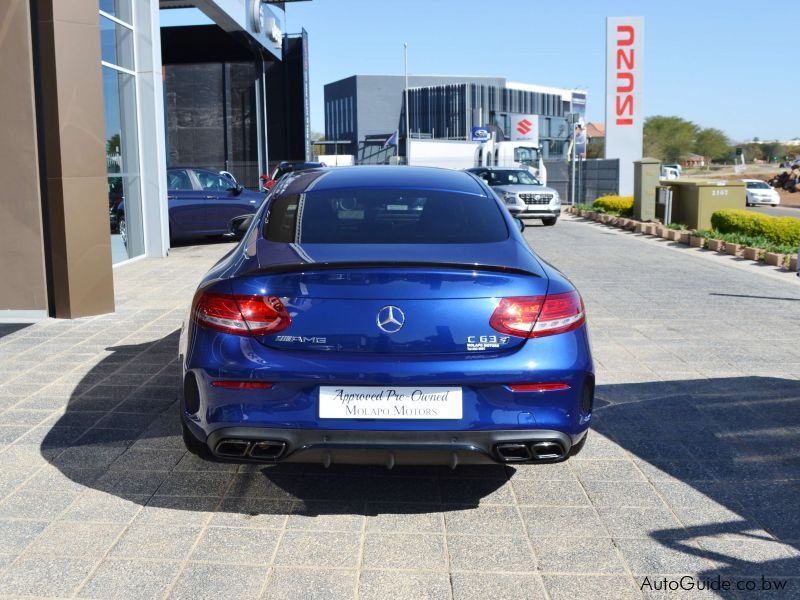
267,16 -> 282,46
508,114 -> 539,142
251,0 -> 266,32
250,0 -> 282,48
471,127 -> 491,142
605,16 -> 644,195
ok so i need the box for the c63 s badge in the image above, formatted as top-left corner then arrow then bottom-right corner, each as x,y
467,335 -> 510,351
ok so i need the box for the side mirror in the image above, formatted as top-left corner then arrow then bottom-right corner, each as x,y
514,217 -> 525,232
230,185 -> 243,196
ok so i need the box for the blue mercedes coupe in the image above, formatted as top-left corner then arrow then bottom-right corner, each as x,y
179,166 -> 594,467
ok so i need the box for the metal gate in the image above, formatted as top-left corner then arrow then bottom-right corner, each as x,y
568,159 -> 619,204
543,160 -> 568,200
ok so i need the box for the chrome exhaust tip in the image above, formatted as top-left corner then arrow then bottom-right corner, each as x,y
248,440 -> 287,460
495,442 -> 534,462
215,439 -> 251,457
530,441 -> 565,460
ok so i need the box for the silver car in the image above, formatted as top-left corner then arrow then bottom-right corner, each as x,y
466,167 -> 561,226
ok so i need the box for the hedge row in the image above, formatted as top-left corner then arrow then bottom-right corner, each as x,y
592,195 -> 634,217
710,209 -> 800,246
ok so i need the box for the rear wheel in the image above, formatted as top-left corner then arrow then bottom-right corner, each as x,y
542,218 -> 557,227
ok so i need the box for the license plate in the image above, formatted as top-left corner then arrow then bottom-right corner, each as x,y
319,386 -> 462,419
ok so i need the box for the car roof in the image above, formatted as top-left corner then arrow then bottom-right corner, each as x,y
285,166 -> 488,195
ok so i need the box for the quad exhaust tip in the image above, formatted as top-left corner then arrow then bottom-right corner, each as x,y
215,439 -> 287,460
495,440 -> 566,462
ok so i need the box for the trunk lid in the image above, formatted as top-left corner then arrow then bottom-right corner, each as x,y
229,242 -> 549,355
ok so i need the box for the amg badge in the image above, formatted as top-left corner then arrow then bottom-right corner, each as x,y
274,336 -> 328,344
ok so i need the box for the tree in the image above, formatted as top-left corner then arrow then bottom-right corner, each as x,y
586,138 -> 604,159
694,127 -> 730,165
106,133 -> 120,155
758,141 -> 785,164
643,116 -> 697,163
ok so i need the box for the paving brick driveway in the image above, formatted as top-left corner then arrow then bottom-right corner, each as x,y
0,216 -> 799,599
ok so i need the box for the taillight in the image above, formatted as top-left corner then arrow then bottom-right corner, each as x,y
489,296 -> 545,336
490,291 -> 584,338
193,291 -> 291,336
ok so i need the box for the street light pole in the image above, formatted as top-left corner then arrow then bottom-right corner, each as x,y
404,43 -> 409,164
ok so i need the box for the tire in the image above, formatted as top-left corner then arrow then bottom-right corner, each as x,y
542,218 -> 557,226
182,421 -> 213,459
118,217 -> 127,246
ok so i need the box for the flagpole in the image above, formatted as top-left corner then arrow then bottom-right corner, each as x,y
404,43 -> 409,164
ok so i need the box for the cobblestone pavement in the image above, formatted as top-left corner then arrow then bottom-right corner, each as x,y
0,218 -> 799,599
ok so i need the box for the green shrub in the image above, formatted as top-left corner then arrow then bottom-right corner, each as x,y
711,209 -> 800,246
667,223 -> 688,230
572,203 -> 593,211
593,195 -> 634,217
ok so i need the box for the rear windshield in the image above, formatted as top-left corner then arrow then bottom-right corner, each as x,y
264,189 -> 508,244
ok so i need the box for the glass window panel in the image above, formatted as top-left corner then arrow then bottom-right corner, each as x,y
167,169 -> 193,190
103,67 -> 139,175
100,15 -> 134,70
99,0 -> 132,25
196,170 -> 234,191
108,175 -> 142,263
102,66 -> 142,263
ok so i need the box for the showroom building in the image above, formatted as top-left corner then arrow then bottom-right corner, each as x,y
323,75 -> 586,162
0,0 -> 308,321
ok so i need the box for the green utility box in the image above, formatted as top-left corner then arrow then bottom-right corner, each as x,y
659,179 -> 746,230
633,158 -> 661,222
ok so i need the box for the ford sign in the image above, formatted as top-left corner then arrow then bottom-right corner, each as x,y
471,127 -> 491,142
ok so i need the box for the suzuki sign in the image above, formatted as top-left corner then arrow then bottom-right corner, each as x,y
509,114 -> 539,142
605,16 -> 643,196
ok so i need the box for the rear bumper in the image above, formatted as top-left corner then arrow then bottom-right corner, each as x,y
187,423 -> 584,465
180,322 -> 594,459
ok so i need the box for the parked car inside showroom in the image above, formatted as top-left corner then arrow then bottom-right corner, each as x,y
743,179 -> 781,207
466,166 -> 561,225
112,167 -> 266,244
179,166 -> 593,467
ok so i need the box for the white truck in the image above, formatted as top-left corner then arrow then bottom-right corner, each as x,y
406,137 -> 547,185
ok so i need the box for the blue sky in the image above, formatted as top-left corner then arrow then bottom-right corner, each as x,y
162,1 -> 797,142
278,0 -> 796,142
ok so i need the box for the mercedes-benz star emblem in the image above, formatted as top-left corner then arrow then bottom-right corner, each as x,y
376,306 -> 405,334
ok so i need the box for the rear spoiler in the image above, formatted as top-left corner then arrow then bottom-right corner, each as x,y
249,261 -> 540,278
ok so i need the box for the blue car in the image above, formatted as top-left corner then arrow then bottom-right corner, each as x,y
113,168 -> 266,243
179,166 -> 593,466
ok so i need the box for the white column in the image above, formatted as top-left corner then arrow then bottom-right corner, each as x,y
135,1 -> 170,257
